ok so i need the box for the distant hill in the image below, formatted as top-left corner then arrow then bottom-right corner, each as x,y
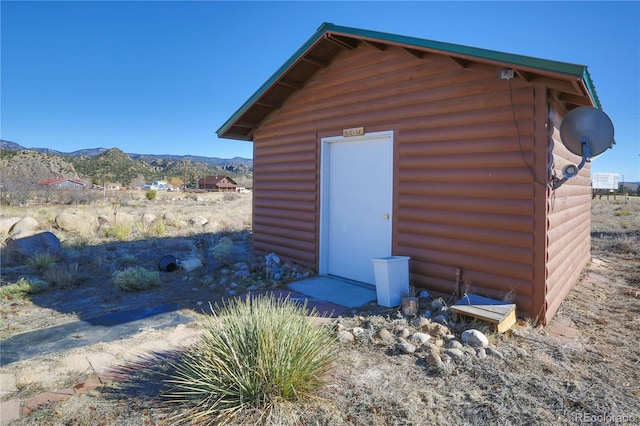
0,140 -> 251,167
0,139 -> 253,187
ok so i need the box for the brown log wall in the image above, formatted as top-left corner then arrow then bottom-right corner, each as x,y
543,102 -> 592,322
251,43 -> 565,318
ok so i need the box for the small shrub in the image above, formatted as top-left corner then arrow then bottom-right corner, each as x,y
26,253 -> 58,271
112,266 -> 160,292
145,190 -> 157,200
120,254 -> 137,265
103,223 -> 131,240
614,209 -> 631,216
166,294 -> 337,424
223,192 -> 239,202
155,220 -> 166,236
134,221 -> 153,237
211,236 -> 235,265
43,263 -> 80,287
0,278 -> 49,299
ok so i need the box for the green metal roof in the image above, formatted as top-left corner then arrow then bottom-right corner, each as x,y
217,23 -> 601,140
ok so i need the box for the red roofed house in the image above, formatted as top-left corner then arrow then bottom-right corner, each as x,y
198,175 -> 238,192
39,178 -> 86,190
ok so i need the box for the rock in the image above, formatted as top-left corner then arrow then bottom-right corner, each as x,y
425,353 -> 442,367
409,332 -> 431,345
351,327 -> 366,338
412,317 -> 430,328
421,321 -> 450,338
4,231 -> 61,260
377,328 -> 394,343
397,342 -> 416,354
190,216 -> 208,226
163,212 -> 177,225
444,348 -> 465,359
337,330 -> 355,343
397,328 -> 411,338
9,217 -> 39,234
180,256 -> 203,272
0,217 -> 21,235
515,347 -> 528,357
475,347 -> 487,359
140,213 -> 157,225
431,298 -> 446,310
447,339 -> 463,349
233,262 -> 249,270
55,212 -> 98,233
433,314 -> 449,326
486,347 -> 504,359
114,212 -> 135,225
425,343 -> 440,356
461,329 -> 489,347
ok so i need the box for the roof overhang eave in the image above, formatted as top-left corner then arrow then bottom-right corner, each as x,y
216,24 -> 330,141
217,23 -> 604,140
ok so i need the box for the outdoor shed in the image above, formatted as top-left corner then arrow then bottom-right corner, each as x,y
217,23 -> 606,323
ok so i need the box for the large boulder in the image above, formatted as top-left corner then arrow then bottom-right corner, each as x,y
9,217 -> 40,235
4,231 -> 62,260
113,212 -> 135,225
55,212 -> 99,233
0,217 -> 22,235
141,213 -> 157,225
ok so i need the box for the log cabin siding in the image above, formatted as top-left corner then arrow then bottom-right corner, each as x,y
251,43 -> 550,316
543,102 -> 592,322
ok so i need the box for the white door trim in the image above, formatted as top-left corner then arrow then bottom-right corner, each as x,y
319,130 -> 394,280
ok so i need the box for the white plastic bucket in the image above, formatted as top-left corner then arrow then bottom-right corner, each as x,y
371,256 -> 410,307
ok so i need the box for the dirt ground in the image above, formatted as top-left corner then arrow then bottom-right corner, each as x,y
1,194 -> 639,425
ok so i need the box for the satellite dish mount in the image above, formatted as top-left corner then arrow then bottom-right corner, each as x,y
552,107 -> 614,189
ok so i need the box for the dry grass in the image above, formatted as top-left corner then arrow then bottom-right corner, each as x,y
2,195 -> 639,425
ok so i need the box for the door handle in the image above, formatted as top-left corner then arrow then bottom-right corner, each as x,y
381,214 -> 390,220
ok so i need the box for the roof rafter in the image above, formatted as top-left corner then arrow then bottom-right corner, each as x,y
302,54 -> 329,68
324,33 -> 358,50
402,47 -> 426,58
448,55 -> 471,69
277,78 -> 304,90
363,39 -> 387,51
256,99 -> 282,109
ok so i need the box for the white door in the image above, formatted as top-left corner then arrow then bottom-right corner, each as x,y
320,131 -> 393,284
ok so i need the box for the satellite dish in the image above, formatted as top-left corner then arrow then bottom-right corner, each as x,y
553,107 -> 615,188
560,106 -> 614,157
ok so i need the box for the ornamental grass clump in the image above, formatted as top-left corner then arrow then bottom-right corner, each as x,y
166,294 -> 337,425
112,266 -> 160,291
0,277 -> 49,299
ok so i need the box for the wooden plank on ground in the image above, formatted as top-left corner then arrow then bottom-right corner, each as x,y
450,293 -> 516,333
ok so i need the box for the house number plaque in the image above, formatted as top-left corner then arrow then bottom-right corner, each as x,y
343,127 -> 364,137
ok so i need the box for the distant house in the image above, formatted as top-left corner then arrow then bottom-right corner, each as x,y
143,180 -> 170,191
105,182 -> 122,191
39,178 -> 86,190
199,175 -> 238,192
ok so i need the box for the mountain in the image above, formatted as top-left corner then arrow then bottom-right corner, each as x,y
0,140 -> 251,167
0,140 -> 253,187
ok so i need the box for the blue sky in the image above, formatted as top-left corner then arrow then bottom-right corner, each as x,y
1,1 -> 638,181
